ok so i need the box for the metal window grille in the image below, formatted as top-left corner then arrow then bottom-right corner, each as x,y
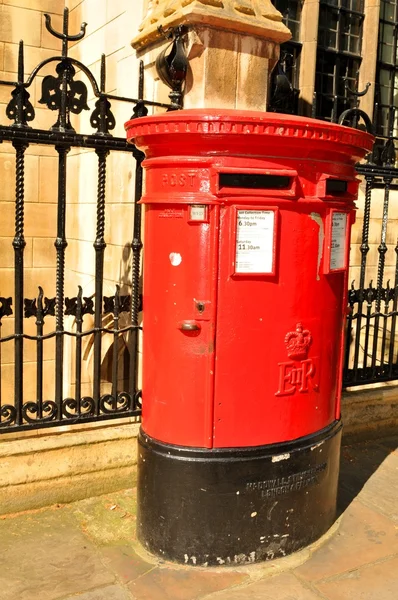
276,0 -> 302,42
269,0 -> 302,113
375,0 -> 398,138
315,0 -> 364,120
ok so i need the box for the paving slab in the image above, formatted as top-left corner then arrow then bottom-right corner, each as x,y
127,566 -> 249,600
0,434 -> 396,600
61,584 -> 133,600
315,555 -> 398,600
375,434 -> 398,452
352,451 -> 398,522
294,499 -> 398,582
0,509 -> 115,600
338,441 -> 398,521
71,488 -> 138,546
201,572 -> 322,600
101,544 -> 155,583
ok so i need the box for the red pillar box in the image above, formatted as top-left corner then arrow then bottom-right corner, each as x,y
126,110 -> 373,566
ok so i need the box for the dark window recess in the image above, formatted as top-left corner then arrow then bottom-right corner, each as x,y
269,44 -> 301,114
274,0 -> 302,42
270,0 -> 302,115
374,0 -> 398,139
326,179 -> 348,194
314,0 -> 364,121
219,174 -> 291,190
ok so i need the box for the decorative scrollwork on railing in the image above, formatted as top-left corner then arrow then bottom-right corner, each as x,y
0,405 -> 17,427
90,54 -> 116,136
6,86 -> 35,127
0,297 -> 13,320
39,62 -> 89,131
348,280 -> 397,305
43,11 -> 87,46
134,390 -> 143,411
22,400 -> 58,423
91,98 -> 116,134
99,392 -> 132,414
62,396 -> 96,418
1,7 -> 178,139
369,137 -> 397,167
65,289 -> 95,318
5,41 -> 35,128
24,288 -> 56,320
103,294 -> 131,315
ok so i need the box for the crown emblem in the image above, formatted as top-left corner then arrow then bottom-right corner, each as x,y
284,323 -> 312,360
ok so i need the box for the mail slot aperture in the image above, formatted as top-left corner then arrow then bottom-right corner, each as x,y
326,179 -> 348,195
219,173 -> 291,190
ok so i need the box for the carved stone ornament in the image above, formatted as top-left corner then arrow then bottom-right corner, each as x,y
133,0 -> 291,49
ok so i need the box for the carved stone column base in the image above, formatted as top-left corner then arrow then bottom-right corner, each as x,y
133,2 -> 291,115
133,1 -> 291,49
140,27 -> 280,111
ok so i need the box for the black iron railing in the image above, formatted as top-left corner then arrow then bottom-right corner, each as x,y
0,9 -> 187,432
343,138 -> 398,386
272,64 -> 398,387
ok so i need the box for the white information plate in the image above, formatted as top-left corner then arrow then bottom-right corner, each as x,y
235,210 -> 275,274
189,204 -> 207,221
330,212 -> 348,270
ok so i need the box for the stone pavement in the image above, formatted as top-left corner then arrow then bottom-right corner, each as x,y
0,433 -> 396,600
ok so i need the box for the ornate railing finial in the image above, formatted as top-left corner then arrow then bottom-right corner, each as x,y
155,25 -> 188,110
44,7 -> 87,58
338,81 -> 373,133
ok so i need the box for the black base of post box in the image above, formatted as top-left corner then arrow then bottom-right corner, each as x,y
137,421 -> 342,566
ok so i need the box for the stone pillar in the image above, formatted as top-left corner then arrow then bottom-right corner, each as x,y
132,0 -> 291,111
298,0 -> 320,116
358,0 -> 381,120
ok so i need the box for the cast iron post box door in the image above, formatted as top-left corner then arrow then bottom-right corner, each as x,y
140,159 -> 219,448
213,168 -> 356,448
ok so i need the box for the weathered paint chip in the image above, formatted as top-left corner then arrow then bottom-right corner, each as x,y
310,212 -> 324,281
169,252 -> 182,266
272,452 -> 290,463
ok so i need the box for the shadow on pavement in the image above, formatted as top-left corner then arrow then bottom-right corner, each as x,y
336,431 -> 398,517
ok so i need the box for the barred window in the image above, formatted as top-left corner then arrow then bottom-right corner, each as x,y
271,0 -> 302,112
275,0 -> 302,42
315,0 -> 364,120
375,0 -> 398,138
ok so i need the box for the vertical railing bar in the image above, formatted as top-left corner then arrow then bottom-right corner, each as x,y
388,240 -> 398,376
13,141 -> 28,426
129,63 -> 146,405
362,286 -> 373,373
0,323 -> 2,414
75,286 -> 83,415
36,287 -> 44,418
129,156 -> 144,402
343,305 -> 354,383
93,149 -> 108,414
111,286 -> 120,400
353,173 -> 373,382
371,175 -> 392,375
54,146 -> 70,417
379,283 -> 390,371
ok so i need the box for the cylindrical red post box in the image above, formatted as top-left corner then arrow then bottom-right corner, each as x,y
126,110 -> 373,566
